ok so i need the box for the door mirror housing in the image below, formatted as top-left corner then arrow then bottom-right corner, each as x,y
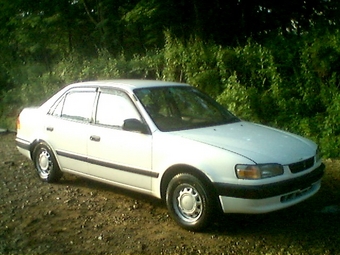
123,119 -> 149,134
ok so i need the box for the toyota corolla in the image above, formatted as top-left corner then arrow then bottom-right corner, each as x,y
16,80 -> 325,231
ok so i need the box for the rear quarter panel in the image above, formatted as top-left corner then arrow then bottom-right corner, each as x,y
16,107 -> 46,157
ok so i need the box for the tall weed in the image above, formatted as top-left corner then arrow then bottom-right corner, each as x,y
1,30 -> 340,157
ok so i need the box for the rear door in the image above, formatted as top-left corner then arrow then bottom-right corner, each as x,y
86,88 -> 153,191
45,87 -> 97,172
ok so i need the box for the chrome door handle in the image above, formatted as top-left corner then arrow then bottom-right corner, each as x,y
90,135 -> 100,142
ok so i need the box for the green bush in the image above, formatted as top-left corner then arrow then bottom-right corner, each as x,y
1,30 -> 340,158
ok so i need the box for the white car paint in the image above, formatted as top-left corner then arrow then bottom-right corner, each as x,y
16,79 -> 324,226
171,122 -> 316,165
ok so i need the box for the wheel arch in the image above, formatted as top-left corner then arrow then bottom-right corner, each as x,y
160,164 -> 217,201
29,139 -> 63,182
29,139 -> 60,169
29,139 -> 48,159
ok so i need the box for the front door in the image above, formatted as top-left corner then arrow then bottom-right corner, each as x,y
86,88 -> 153,192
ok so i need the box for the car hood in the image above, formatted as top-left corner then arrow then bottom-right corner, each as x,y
172,121 -> 317,165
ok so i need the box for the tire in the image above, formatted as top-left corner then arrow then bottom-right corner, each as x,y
33,142 -> 62,183
166,173 -> 216,231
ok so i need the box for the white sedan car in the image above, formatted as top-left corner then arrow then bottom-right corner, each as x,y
16,80 -> 324,231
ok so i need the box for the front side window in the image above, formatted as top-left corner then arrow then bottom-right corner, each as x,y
95,89 -> 141,127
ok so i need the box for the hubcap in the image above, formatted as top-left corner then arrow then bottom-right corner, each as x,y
38,150 -> 52,176
175,185 -> 203,222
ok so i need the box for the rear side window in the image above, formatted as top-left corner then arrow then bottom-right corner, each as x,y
49,88 -> 96,122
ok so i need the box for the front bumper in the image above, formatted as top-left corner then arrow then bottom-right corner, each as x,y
214,163 -> 325,214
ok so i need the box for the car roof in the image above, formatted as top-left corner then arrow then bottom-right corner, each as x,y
39,80 -> 190,111
68,79 -> 190,90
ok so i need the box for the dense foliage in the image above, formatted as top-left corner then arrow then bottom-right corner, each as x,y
1,0 -> 340,158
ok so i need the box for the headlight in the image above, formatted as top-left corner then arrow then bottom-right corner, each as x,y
235,164 -> 283,179
315,147 -> 322,163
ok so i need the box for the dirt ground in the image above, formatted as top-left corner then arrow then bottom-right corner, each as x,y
1,132 -> 340,255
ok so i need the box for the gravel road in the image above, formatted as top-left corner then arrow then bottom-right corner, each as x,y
1,132 -> 339,255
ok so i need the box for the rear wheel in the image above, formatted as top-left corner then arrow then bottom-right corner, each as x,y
33,142 -> 62,183
166,173 -> 216,231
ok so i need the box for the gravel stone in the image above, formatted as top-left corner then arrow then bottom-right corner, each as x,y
0,132 -> 339,254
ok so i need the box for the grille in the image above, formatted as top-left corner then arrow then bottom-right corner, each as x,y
289,157 -> 314,173
280,184 -> 315,203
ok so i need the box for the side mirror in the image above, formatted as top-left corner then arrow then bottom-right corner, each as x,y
123,119 -> 149,134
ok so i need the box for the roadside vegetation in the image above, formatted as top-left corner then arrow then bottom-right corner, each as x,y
1,1 -> 340,158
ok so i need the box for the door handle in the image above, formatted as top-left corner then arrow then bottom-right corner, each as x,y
46,127 -> 54,132
90,135 -> 101,142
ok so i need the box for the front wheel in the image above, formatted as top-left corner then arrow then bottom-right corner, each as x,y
166,173 -> 216,231
33,142 -> 62,183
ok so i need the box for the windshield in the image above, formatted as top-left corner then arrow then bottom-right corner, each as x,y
134,86 -> 239,131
